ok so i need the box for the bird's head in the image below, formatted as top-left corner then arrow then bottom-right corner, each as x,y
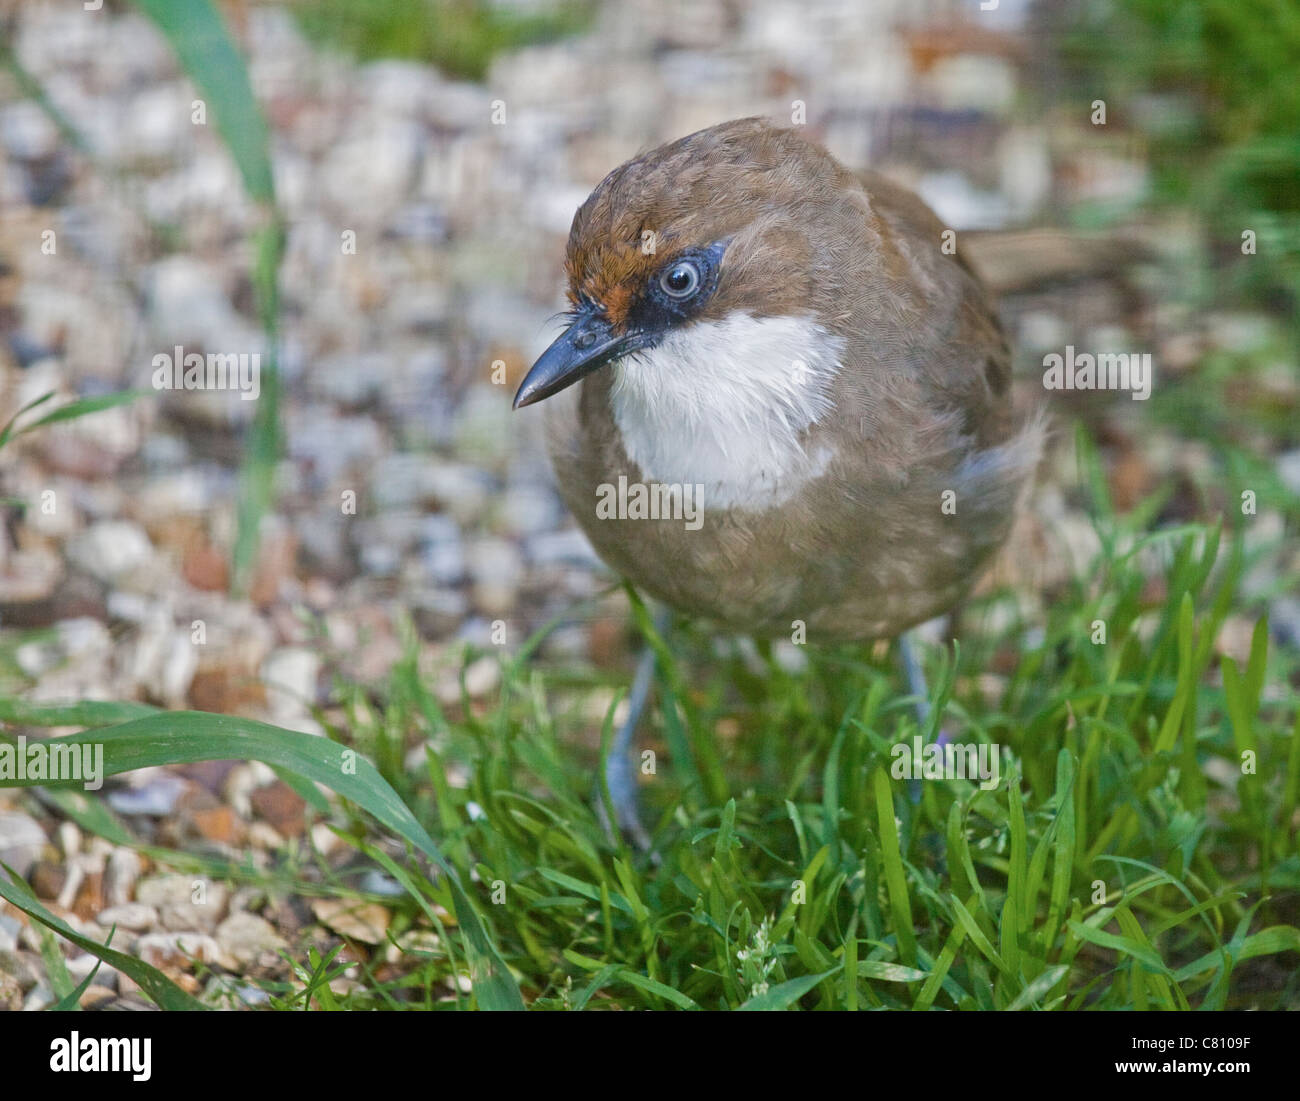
513,118 -> 863,409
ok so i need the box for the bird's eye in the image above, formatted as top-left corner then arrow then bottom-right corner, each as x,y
659,260 -> 701,299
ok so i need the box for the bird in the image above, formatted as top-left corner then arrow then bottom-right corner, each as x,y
513,117 -> 1042,843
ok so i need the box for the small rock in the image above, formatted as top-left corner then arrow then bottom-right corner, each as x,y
410,587 -> 469,638
261,647 -> 320,716
66,521 -> 154,583
466,536 -> 522,615
249,524 -> 299,608
188,805 -> 241,846
309,822 -> 343,858
0,914 -> 21,953
104,847 -> 143,907
66,952 -> 118,989
0,812 -> 47,880
248,781 -> 307,839
452,384 -> 513,468
183,541 -> 229,591
214,912 -> 287,968
496,486 -> 559,536
385,928 -> 441,964
527,528 -> 601,569
369,453 -> 430,510
96,903 -> 159,931
134,932 -> 225,971
245,822 -> 286,850
419,515 -> 465,584
136,874 -> 228,932
321,121 -> 423,214
0,971 -> 22,1012
357,870 -> 405,898
310,898 -> 391,945
0,547 -> 64,605
78,985 -> 117,1009
23,983 -> 55,1011
57,821 -> 82,857
1,100 -> 60,159
69,869 -> 105,921
426,463 -> 493,523
0,947 -> 40,990
107,772 -> 189,817
436,655 -> 501,705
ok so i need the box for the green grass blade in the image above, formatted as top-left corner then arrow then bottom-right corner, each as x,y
1042,750 -> 1077,948
620,969 -> 699,1009
872,768 -> 917,965
0,868 -> 207,1010
12,390 -> 146,438
0,711 -> 525,1010
128,0 -> 274,202
738,969 -> 838,1010
1005,965 -> 1070,1011
0,391 -> 55,450
0,699 -> 160,726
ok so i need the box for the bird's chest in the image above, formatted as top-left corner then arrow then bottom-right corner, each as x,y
603,312 -> 844,511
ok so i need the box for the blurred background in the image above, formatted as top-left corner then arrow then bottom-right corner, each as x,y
0,0 -> 1297,1006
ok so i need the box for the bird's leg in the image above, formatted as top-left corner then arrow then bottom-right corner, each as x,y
898,630 -> 931,730
598,608 -> 671,852
898,630 -> 953,804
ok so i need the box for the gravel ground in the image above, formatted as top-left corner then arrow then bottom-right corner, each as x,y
0,0 -> 1296,1007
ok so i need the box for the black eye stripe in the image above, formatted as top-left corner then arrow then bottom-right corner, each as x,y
627,240 -> 728,334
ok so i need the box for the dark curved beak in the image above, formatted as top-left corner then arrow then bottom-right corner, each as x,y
513,309 -> 650,409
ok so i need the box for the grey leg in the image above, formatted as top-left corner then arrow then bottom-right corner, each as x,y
598,606 -> 672,851
900,630 -> 952,804
898,630 -> 931,730
601,639 -> 656,850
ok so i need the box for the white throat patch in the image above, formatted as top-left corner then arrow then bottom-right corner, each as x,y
609,312 -> 843,509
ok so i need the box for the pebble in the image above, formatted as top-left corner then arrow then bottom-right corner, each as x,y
104,847 -> 143,907
527,528 -> 603,570
1,100 -> 60,159
78,985 -> 118,1009
106,772 -> 189,817
261,647 -> 321,716
0,812 -> 47,880
0,972 -> 24,1012
321,120 -> 424,214
66,952 -> 118,989
418,514 -> 466,584
466,536 -> 523,613
214,912 -> 287,968
0,547 -> 64,605
66,521 -> 154,583
410,587 -> 470,637
134,932 -> 226,971
310,899 -> 392,945
0,946 -> 40,988
436,655 -> 501,705
23,984 -> 55,1012
136,875 -> 228,933
96,903 -> 159,931
0,915 -> 22,954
